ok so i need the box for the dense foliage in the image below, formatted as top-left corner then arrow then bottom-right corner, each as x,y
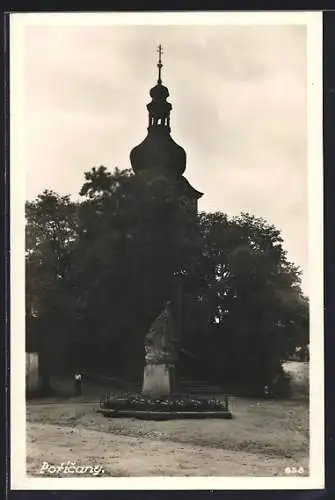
26,166 -> 309,394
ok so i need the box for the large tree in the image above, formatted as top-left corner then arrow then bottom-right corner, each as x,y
71,166 -> 201,379
180,211 -> 309,391
26,190 -> 79,388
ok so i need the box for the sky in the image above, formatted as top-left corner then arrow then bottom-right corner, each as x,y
20,20 -> 308,292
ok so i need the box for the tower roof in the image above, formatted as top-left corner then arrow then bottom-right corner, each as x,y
130,45 -> 186,178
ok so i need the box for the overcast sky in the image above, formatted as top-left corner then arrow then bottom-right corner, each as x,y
21,22 -> 308,292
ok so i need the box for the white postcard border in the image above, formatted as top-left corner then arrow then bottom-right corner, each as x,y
10,10 -> 324,491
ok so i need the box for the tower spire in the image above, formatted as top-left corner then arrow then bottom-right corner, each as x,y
130,46 -> 203,209
157,44 -> 163,84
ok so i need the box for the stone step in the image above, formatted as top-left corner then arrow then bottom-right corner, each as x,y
179,388 -> 223,393
177,382 -> 224,394
178,380 -> 215,386
179,385 -> 221,390
178,380 -> 220,385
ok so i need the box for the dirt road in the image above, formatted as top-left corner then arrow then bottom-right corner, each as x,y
27,421 -> 307,477
27,397 -> 309,477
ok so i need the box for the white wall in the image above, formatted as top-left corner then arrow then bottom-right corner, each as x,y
26,352 -> 39,391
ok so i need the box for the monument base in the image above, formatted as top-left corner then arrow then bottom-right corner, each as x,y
142,363 -> 175,397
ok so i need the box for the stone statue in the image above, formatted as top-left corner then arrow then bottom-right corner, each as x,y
144,301 -> 178,365
142,301 -> 178,396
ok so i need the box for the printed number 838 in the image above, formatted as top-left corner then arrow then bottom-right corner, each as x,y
285,466 -> 305,474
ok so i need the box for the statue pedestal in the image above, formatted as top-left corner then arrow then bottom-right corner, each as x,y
142,363 -> 175,397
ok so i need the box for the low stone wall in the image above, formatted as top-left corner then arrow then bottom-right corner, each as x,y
283,361 -> 309,399
26,352 -> 39,391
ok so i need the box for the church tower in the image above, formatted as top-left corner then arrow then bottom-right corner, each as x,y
130,45 -> 203,214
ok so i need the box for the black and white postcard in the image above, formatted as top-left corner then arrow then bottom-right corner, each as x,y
9,11 -> 324,490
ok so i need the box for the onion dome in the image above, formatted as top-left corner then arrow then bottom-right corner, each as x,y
150,83 -> 169,100
130,131 -> 186,178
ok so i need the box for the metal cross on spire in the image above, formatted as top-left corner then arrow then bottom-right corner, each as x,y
157,44 -> 163,84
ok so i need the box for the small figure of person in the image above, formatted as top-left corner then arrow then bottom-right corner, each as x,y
74,372 -> 83,396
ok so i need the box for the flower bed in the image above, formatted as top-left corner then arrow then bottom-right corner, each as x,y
100,393 -> 231,413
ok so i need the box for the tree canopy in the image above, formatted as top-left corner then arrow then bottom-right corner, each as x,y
26,166 -> 309,393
